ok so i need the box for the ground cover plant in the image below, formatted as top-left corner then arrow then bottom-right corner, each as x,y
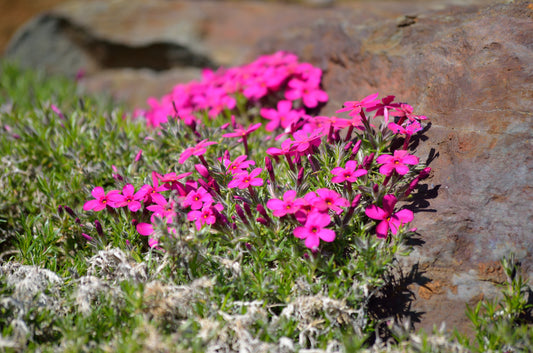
0,53 -> 531,353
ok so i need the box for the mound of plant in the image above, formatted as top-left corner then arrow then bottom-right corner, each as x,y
79,51 -> 430,346
1,52 -> 530,353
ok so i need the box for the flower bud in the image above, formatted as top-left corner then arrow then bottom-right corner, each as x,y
95,220 -> 104,236
297,167 -> 305,186
351,140 -> 362,158
82,233 -> 93,241
256,217 -> 269,226
363,153 -> 374,169
195,164 -> 210,179
64,206 -> 77,218
235,204 -> 248,225
265,156 -> 275,184
419,167 -> 431,180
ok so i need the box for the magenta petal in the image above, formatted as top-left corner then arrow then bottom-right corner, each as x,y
395,165 -> 410,175
354,169 -> 368,177
83,200 -> 99,211
304,234 -> 320,249
293,227 -> 309,239
395,209 -> 414,223
148,238 -> 158,248
376,154 -> 393,164
382,195 -> 397,214
91,186 -> 105,198
128,201 -> 141,212
319,229 -> 336,243
379,164 -> 394,176
136,223 -> 154,236
284,190 -> 297,201
402,155 -> 419,165
365,205 -> 387,220
331,167 -> 344,175
123,184 -> 135,195
375,220 -> 389,238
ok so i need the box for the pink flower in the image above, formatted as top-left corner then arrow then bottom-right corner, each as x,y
136,223 -> 154,236
266,190 -> 299,217
291,130 -> 323,154
331,160 -> 368,183
83,187 -> 120,212
376,150 -> 419,176
314,188 -> 349,214
227,168 -> 264,189
391,103 -> 427,123
388,121 -> 423,136
107,184 -> 143,212
135,171 -> 169,205
147,197 -> 177,224
266,139 -> 295,157
285,78 -> 328,108
222,122 -> 262,139
336,93 -> 380,117
260,100 -> 302,132
293,211 -> 336,250
224,155 -> 256,175
181,187 -> 213,210
179,139 -> 217,164
366,95 -> 400,123
187,203 -> 221,230
364,194 -> 413,238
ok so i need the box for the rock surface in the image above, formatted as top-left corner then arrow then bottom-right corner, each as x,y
3,0 -> 532,336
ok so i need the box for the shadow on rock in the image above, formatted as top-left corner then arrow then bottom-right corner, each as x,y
367,263 -> 431,344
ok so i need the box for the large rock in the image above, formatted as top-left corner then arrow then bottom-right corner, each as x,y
5,0 -> 497,107
254,0 -> 533,335
3,0 -> 532,336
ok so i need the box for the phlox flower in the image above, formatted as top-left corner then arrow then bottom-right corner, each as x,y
391,103 -> 427,123
266,139 -> 295,157
227,168 -> 264,189
83,187 -> 120,212
147,197 -> 177,224
181,187 -> 213,210
179,139 -> 217,164
107,184 -> 143,212
293,191 -> 320,223
266,190 -> 300,217
366,95 -> 400,123
314,188 -> 349,214
388,121 -> 423,136
365,194 -> 413,238
222,122 -> 262,139
135,171 -> 169,205
336,93 -> 380,117
224,155 -> 256,175
260,100 -> 302,132
285,77 -> 328,108
291,130 -> 323,154
376,150 -> 419,176
293,211 -> 336,250
187,203 -> 222,230
331,161 -> 368,183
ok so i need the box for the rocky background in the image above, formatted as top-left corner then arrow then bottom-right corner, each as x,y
2,0 -> 532,337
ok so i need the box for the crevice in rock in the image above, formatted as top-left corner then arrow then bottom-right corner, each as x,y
7,14 -> 216,73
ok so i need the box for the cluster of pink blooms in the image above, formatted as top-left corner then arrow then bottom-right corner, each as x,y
267,189 -> 348,250
83,51 -> 431,251
136,51 -> 328,128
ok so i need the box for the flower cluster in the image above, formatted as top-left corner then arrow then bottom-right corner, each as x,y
136,51 -> 328,128
83,51 -> 430,255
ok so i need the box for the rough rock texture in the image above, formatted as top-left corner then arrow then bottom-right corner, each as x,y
253,0 -> 533,335
3,0 -> 532,336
